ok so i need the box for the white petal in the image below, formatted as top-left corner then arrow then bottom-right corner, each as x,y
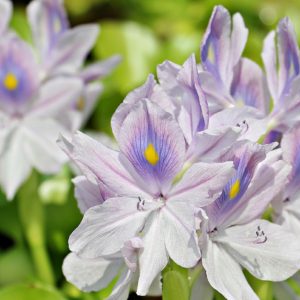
69,197 -> 155,257
0,0 -> 11,35
202,237 -> 258,300
230,13 -> 248,71
79,82 -> 103,127
186,127 -> 240,162
262,31 -> 278,102
46,25 -> 99,75
63,252 -> 122,292
0,126 -> 31,200
162,202 -> 200,268
218,219 -> 300,281
22,118 -> 67,174
108,268 -> 132,300
29,78 -> 83,118
80,55 -> 121,82
137,211 -> 168,296
72,176 -> 104,214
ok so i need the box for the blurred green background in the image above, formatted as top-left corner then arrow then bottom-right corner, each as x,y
0,0 -> 300,299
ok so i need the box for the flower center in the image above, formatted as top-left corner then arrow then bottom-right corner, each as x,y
3,73 -> 18,91
144,143 -> 159,166
229,179 -> 240,200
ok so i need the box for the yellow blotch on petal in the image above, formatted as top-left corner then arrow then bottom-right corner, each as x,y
4,73 -> 18,91
144,143 -> 159,166
229,179 -> 240,200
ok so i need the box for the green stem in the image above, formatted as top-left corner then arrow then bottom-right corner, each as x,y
162,261 -> 190,300
189,264 -> 203,289
18,172 -> 54,285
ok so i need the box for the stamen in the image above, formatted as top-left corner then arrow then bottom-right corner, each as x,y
137,196 -> 146,211
254,225 -> 268,244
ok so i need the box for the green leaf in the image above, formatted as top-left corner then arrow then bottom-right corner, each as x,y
0,247 -> 34,285
10,9 -> 32,44
0,283 -> 66,300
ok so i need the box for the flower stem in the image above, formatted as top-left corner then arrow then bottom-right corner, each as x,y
18,172 -> 54,285
162,261 -> 190,300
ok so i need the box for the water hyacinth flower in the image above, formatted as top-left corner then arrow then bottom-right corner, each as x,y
113,53 -> 241,164
27,0 -> 121,127
0,36 -> 82,199
0,0 -> 120,199
200,5 -> 270,117
262,17 -> 300,132
63,237 -> 162,300
59,98 -> 235,295
200,142 -> 300,299
273,126 -> 300,234
56,4 -> 300,300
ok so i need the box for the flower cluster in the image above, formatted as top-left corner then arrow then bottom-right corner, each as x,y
60,5 -> 300,300
0,0 -> 119,199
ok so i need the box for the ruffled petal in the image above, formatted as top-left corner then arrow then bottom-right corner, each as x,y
63,252 -> 122,292
69,197 -> 157,257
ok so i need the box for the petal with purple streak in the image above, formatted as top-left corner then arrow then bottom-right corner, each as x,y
112,74 -> 175,140
281,127 -> 300,197
0,38 -> 39,115
58,131 -> 149,198
262,31 -> 278,102
206,143 -> 273,229
45,24 -> 99,75
231,58 -> 270,115
201,5 -> 231,84
27,0 -> 69,58
277,17 -> 300,102
117,100 -> 186,196
176,54 -> 209,143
